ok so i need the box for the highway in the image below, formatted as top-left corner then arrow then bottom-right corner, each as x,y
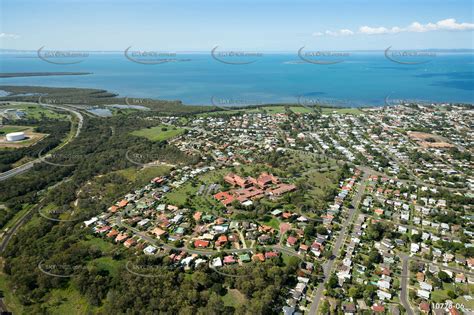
308,170 -> 369,315
0,102 -> 84,256
0,102 -> 83,182
0,203 -> 40,254
0,160 -> 36,181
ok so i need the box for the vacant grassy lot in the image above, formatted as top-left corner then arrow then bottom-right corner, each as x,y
41,286 -> 92,315
80,236 -> 116,253
222,288 -> 247,308
321,107 -> 363,115
88,257 -> 123,277
0,125 -> 33,134
259,217 -> 280,230
131,125 -> 185,141
116,165 -> 172,184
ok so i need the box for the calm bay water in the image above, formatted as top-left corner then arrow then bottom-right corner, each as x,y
1,52 -> 473,106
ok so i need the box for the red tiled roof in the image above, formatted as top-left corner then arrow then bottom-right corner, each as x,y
97,226 -> 111,233
193,212 -> 202,221
194,240 -> 210,248
106,229 -> 119,238
419,302 -> 430,312
270,184 -> 296,196
214,191 -> 235,206
223,255 -> 236,264
372,305 -> 385,312
287,236 -> 297,245
252,253 -> 265,262
299,244 -> 309,251
151,227 -> 166,237
265,251 -> 279,258
108,205 -> 119,213
118,200 -> 128,208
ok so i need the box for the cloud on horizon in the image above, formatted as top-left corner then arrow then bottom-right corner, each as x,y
313,18 -> 474,36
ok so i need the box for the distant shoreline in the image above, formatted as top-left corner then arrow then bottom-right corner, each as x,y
1,49 -> 474,54
0,72 -> 92,78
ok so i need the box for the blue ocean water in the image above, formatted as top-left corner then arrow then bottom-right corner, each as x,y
0,52 -> 473,106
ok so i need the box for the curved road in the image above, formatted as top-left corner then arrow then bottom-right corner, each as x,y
0,199 -> 44,254
116,213 -> 305,259
0,102 -> 83,182
0,102 -> 83,256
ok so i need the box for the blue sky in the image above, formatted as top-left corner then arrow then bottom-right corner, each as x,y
1,0 -> 473,51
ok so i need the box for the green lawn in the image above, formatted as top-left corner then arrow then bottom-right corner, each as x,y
282,253 -> 300,266
431,283 -> 474,309
260,106 -> 288,114
321,107 -> 364,115
288,106 -> 314,113
88,257 -> 123,277
165,182 -> 198,207
80,236 -> 116,253
2,104 -> 68,120
116,165 -> 171,183
164,168 -> 230,208
260,217 -> 280,230
41,285 -> 92,315
131,125 -> 185,141
0,125 -> 33,135
222,289 -> 247,308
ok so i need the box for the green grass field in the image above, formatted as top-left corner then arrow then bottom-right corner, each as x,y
0,125 -> 33,135
222,288 -> 247,308
1,104 -> 68,120
80,236 -> 116,253
431,283 -> 474,309
88,257 -> 123,277
116,165 -> 172,183
288,106 -> 313,113
259,217 -> 280,230
131,125 -> 185,141
321,107 -> 363,115
41,286 -> 92,315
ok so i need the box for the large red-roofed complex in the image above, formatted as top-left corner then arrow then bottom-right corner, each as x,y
215,172 -> 296,206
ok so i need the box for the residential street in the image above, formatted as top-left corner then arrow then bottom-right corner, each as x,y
308,170 -> 370,315
400,255 -> 415,315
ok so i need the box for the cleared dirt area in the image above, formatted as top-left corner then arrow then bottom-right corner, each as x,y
0,128 -> 47,148
407,131 -> 454,149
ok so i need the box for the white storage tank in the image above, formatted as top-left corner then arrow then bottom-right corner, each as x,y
6,132 -> 26,142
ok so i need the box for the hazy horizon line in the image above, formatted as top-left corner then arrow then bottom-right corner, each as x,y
1,48 -> 474,54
